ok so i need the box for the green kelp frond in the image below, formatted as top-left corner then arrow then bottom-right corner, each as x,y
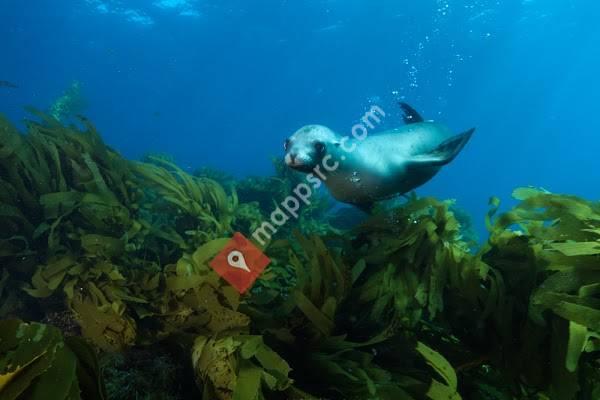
0,110 -> 142,261
232,202 -> 265,235
134,156 -> 237,249
27,258 -> 152,351
289,232 -> 351,337
243,230 -> 464,400
195,164 -> 266,237
159,241 -> 293,400
0,319 -> 106,400
348,197 -> 486,328
157,239 -> 250,338
482,187 -> 600,399
191,335 -> 291,400
235,157 -> 339,237
245,232 -> 351,341
302,336 -> 463,400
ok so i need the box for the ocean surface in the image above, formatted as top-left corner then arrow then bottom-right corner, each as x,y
2,0 -> 599,233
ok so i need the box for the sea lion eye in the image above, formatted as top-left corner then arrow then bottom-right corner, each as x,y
314,142 -> 325,153
284,139 -> 291,151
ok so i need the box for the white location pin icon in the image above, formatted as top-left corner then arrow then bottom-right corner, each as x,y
227,250 -> 251,272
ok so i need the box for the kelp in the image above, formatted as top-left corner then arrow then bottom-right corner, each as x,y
0,109 -> 141,268
155,239 -> 250,338
481,187 -> 600,399
21,252 -> 158,352
244,231 -> 464,400
347,197 -> 486,328
245,190 -> 598,399
0,111 -> 249,343
157,241 -> 294,399
0,319 -> 105,400
2,111 -> 600,399
134,156 -> 238,250
191,335 -> 291,400
232,158 -> 340,237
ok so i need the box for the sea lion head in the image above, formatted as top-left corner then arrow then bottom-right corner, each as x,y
284,125 -> 339,173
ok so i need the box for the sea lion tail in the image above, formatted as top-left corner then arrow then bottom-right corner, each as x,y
409,128 -> 475,166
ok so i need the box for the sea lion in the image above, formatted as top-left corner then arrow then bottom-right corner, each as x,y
284,102 -> 474,211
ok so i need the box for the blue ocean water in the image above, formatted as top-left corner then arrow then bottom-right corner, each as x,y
1,0 -> 599,234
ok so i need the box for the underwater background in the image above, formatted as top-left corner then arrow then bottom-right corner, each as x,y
1,1 -> 600,400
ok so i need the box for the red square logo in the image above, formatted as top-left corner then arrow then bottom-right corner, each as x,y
209,232 -> 270,294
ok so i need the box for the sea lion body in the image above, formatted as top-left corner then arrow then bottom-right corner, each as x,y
284,103 -> 474,210
324,121 -> 455,204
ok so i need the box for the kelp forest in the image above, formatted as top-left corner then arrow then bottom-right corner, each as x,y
0,107 -> 599,400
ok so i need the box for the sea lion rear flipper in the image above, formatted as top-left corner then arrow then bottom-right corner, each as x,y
399,102 -> 424,124
408,128 -> 475,167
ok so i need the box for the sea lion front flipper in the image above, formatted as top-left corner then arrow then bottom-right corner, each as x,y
399,102 -> 424,124
408,128 -> 475,167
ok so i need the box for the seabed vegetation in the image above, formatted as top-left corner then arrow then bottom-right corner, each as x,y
0,110 -> 599,400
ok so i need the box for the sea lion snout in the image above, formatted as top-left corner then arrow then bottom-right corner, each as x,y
283,139 -> 312,168
284,152 -> 304,167
284,125 -> 337,172
284,148 -> 318,172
